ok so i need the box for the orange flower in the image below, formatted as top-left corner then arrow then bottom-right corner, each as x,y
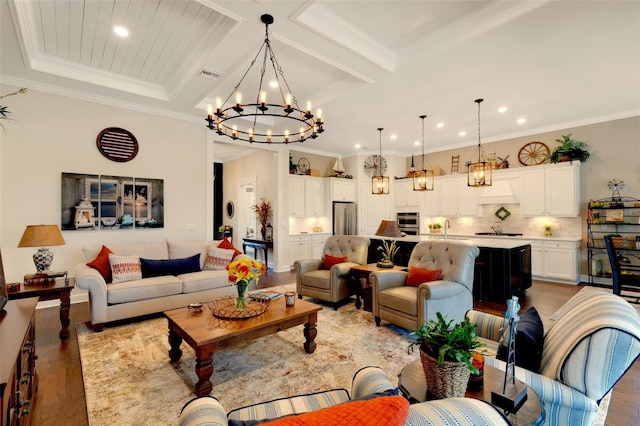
226,258 -> 265,286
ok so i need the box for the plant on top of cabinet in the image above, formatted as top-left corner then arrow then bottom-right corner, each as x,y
548,134 -> 590,163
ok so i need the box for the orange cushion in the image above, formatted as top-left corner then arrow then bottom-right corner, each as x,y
406,266 -> 442,287
324,254 -> 348,269
86,245 -> 113,282
217,237 -> 243,258
262,396 -> 409,426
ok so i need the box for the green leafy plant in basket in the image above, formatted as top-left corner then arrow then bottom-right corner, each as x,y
408,312 -> 483,374
548,134 -> 590,163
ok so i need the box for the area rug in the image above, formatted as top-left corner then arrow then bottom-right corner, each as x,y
77,284 -> 417,425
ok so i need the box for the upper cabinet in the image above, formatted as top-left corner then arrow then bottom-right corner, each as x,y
438,176 -> 481,217
520,162 -> 581,217
289,175 -> 325,217
395,179 -> 420,210
327,177 -> 356,202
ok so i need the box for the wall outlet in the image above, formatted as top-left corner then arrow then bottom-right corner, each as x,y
528,223 -> 533,229
554,222 -> 560,229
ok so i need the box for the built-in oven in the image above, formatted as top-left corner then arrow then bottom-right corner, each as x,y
397,212 -> 420,235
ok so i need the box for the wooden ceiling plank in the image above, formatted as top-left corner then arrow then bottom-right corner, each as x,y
131,0 -> 174,80
54,0 -> 70,60
89,0 -> 116,69
101,0 -> 129,72
67,0 -> 84,63
79,0 -> 100,66
111,0 -> 145,74
119,0 -> 158,76
38,0 -> 58,56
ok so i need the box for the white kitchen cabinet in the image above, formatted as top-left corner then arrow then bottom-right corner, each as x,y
438,176 -> 480,217
395,179 -> 419,210
311,233 -> 330,258
421,182 -> 441,217
327,178 -> 356,202
290,235 -> 312,267
289,175 -> 325,217
528,240 -> 579,283
304,178 -> 325,216
520,162 -> 581,217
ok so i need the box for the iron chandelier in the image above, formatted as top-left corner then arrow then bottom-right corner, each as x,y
413,115 -> 435,191
372,127 -> 390,195
467,98 -> 492,187
205,14 -> 324,144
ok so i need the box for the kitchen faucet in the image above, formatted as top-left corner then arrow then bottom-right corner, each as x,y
444,220 -> 450,239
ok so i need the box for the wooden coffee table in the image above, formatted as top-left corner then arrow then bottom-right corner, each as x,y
164,297 -> 322,396
398,359 -> 544,425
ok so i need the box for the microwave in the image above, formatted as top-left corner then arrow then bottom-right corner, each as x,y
397,212 -> 419,234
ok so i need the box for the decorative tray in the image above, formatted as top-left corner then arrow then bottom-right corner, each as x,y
207,297 -> 269,319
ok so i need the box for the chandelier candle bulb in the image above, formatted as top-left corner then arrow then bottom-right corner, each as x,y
285,93 -> 292,107
284,130 -> 289,143
249,128 -> 254,142
232,125 -> 238,139
267,129 -> 272,143
259,91 -> 267,104
207,104 -> 213,119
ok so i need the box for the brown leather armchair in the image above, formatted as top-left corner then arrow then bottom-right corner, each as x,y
371,240 -> 479,330
294,236 -> 370,310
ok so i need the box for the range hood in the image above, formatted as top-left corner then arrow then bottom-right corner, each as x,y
478,176 -> 519,204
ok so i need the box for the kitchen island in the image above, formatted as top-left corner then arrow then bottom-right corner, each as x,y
368,235 -> 532,304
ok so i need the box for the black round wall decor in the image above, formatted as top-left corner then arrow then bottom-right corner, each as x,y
96,127 -> 139,162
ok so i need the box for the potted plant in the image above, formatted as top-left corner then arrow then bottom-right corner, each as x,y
428,223 -> 442,234
408,312 -> 483,398
548,134 -> 590,163
376,239 -> 399,268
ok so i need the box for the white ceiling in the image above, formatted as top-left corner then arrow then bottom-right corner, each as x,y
2,0 -> 639,161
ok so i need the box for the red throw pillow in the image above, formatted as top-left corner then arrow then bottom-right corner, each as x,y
324,254 -> 348,269
86,245 -> 113,282
262,396 -> 409,426
217,237 -> 243,258
406,266 -> 442,287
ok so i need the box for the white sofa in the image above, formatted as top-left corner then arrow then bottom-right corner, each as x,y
75,240 -> 249,331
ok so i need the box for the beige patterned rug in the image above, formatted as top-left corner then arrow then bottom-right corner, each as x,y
77,284 -> 417,425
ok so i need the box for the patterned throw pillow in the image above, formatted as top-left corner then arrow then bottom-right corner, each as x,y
86,245 -> 113,282
108,254 -> 142,284
204,247 -> 235,270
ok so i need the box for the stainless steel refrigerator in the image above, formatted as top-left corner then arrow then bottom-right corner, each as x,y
333,201 -> 357,235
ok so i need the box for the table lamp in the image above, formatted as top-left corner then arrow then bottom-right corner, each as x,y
18,224 -> 66,273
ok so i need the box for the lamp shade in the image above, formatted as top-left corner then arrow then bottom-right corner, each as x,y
18,225 -> 66,248
375,220 -> 403,238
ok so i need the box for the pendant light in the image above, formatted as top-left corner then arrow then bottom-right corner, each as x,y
372,128 -> 389,195
467,98 -> 492,187
413,115 -> 435,191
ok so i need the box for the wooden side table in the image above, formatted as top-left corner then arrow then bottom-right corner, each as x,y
242,238 -> 273,272
350,263 -> 407,311
7,277 -> 74,342
398,359 -> 544,425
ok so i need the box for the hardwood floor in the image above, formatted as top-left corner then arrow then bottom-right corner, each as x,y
31,273 -> 638,425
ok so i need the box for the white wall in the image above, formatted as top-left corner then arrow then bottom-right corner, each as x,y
0,87 -> 210,283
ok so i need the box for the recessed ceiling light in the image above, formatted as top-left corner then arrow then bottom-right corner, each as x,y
498,106 -> 508,113
436,122 -> 444,128
414,141 -> 420,146
269,80 -> 279,88
459,131 -> 466,137
390,134 -> 397,140
114,26 -> 129,37
355,144 -> 361,149
517,118 -> 526,124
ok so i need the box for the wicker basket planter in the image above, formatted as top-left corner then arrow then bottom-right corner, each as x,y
419,348 -> 470,399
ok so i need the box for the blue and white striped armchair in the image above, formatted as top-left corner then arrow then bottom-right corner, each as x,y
466,290 -> 640,425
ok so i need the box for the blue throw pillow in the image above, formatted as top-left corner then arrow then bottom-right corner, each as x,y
140,254 -> 201,278
496,306 -> 544,373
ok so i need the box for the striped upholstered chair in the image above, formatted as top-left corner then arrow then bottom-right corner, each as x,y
179,366 -> 512,426
466,290 -> 640,425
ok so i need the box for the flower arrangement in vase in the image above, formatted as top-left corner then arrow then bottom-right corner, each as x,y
251,198 -> 273,239
227,258 -> 266,310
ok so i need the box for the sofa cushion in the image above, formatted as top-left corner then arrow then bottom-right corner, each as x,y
260,395 -> 409,426
227,389 -> 350,422
204,247 -> 235,270
218,237 -> 243,258
86,245 -> 113,282
378,286 -> 418,316
300,269 -> 331,290
140,254 -> 201,278
109,254 -> 142,284
405,267 -> 442,287
180,270 -> 232,294
167,240 -> 211,269
496,307 -> 544,372
107,275 -> 182,304
324,254 -> 348,270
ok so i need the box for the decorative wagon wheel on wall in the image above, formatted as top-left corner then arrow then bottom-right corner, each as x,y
518,141 -> 550,166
